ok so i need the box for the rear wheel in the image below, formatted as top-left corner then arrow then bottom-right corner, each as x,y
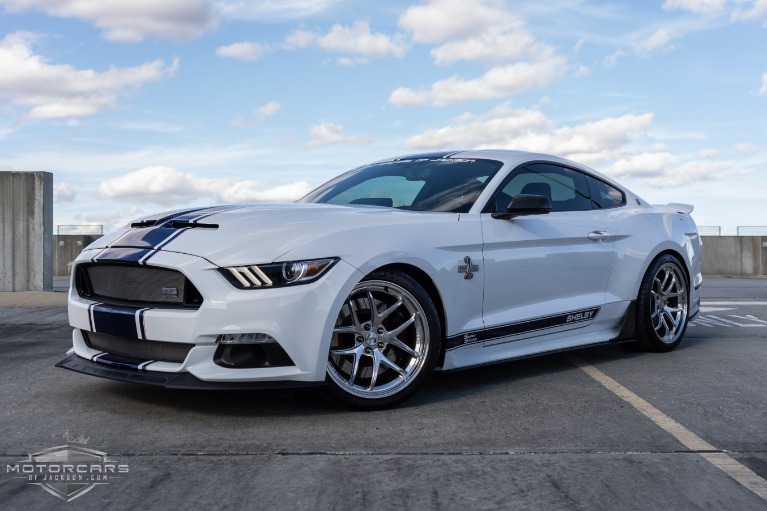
325,269 -> 441,410
634,254 -> 689,352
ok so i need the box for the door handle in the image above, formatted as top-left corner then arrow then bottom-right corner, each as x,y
588,231 -> 611,242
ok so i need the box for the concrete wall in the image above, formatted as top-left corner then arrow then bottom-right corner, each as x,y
0,172 -> 53,291
701,236 -> 766,276
54,235 -> 100,276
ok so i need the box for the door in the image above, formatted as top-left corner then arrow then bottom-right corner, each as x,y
480,163 -> 616,345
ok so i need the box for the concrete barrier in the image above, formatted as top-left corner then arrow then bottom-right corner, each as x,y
53,235 -> 100,277
0,171 -> 53,291
701,236 -> 766,276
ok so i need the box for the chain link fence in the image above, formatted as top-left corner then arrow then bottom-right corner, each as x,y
57,225 -> 103,235
697,226 -> 721,236
736,226 -> 767,236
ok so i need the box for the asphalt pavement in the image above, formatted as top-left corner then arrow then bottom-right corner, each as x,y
0,278 -> 765,510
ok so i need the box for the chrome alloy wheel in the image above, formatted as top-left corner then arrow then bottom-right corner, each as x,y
327,280 -> 430,400
650,262 -> 688,344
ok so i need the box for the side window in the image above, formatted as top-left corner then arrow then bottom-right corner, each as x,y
586,175 -> 625,209
491,163 -> 591,213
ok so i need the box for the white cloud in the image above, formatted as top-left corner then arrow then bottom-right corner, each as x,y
305,122 -> 369,147
734,142 -> 756,153
98,166 -> 311,205
402,103 -> 549,148
576,65 -> 590,77
286,20 -> 409,59
663,0 -> 728,13
429,21 -> 554,66
760,71 -> 767,95
393,0 -> 564,106
0,0 -> 216,42
389,58 -> 566,107
53,182 -> 76,202
608,152 -> 679,179
215,42 -> 268,61
732,0 -> 767,21
0,32 -> 179,119
253,101 -> 281,118
699,148 -> 718,159
641,28 -> 676,52
605,152 -> 735,186
398,0 -> 506,43
337,56 -> 369,66
214,0 -> 340,20
603,50 -> 624,68
403,102 -> 653,163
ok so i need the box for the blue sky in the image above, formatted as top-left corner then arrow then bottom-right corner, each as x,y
0,0 -> 765,234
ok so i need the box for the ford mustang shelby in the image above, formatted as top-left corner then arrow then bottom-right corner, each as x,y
58,150 -> 702,409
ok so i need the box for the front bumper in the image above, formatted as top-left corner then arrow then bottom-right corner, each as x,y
56,355 -> 324,390
66,248 -> 362,384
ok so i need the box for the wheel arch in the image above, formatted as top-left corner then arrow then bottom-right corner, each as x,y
642,248 -> 691,295
371,263 -> 447,346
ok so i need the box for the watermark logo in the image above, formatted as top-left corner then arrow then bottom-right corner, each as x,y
6,432 -> 129,502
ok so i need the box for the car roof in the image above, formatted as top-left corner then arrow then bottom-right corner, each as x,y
388,149 -> 621,189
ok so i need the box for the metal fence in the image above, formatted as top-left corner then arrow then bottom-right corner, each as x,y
697,226 -> 721,236
736,226 -> 767,236
57,224 -> 103,235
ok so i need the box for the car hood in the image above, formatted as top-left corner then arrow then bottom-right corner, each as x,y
87,203 -> 455,267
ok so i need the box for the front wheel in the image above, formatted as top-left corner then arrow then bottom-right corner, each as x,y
325,269 -> 441,410
634,254 -> 689,352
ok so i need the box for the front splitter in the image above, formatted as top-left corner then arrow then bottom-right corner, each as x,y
56,355 -> 324,391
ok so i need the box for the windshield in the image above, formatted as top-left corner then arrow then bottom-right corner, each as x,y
298,158 -> 503,213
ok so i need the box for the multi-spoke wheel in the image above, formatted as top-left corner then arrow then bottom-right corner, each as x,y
325,269 -> 441,409
634,254 -> 689,352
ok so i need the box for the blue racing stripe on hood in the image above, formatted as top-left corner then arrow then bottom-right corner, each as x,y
109,205 -> 242,250
92,247 -> 152,263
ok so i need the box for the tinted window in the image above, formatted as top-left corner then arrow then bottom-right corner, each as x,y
299,158 -> 503,213
490,163 -> 591,213
586,175 -> 625,209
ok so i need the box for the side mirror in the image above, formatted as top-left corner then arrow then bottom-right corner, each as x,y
491,194 -> 552,219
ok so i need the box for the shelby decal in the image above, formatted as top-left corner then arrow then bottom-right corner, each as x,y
567,310 -> 597,323
445,306 -> 601,350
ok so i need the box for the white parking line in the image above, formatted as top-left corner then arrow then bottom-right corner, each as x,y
701,302 -> 767,306
569,356 -> 767,503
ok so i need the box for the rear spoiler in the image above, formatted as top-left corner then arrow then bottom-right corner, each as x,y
653,203 -> 694,215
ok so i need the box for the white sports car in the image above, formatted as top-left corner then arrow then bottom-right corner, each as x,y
59,150 -> 702,409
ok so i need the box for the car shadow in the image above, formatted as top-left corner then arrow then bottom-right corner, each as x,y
86,336 -> 715,415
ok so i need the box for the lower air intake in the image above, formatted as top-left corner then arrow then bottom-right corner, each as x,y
83,330 -> 192,363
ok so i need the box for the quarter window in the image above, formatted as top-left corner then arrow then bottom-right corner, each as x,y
586,175 -> 625,209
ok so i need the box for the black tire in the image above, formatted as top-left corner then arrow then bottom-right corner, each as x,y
634,254 -> 689,352
324,269 -> 441,410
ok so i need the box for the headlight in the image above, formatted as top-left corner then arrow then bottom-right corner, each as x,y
220,258 -> 338,289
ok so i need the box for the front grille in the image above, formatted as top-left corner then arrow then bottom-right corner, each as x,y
77,264 -> 203,308
83,331 -> 192,363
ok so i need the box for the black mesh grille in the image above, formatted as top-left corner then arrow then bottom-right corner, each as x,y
83,331 -> 192,363
77,264 -> 202,308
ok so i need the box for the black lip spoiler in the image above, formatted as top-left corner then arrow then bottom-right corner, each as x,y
56,355 -> 322,391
